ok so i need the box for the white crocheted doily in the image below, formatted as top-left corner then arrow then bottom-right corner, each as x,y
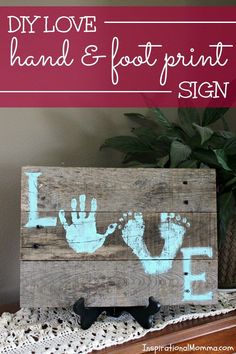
0,291 -> 236,354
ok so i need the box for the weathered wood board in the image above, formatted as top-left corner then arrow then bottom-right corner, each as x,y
21,167 -> 216,213
20,167 -> 218,307
21,260 -> 217,307
21,212 -> 217,261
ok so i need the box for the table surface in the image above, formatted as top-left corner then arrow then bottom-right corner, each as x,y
0,304 -> 236,354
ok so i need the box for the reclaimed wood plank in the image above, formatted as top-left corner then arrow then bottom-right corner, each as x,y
21,212 -> 217,261
20,167 -> 217,307
21,167 -> 216,213
20,260 -> 218,307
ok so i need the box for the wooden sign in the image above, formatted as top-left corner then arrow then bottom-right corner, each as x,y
20,167 -> 217,307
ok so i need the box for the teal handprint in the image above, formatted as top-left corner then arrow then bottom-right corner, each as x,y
59,195 -> 117,253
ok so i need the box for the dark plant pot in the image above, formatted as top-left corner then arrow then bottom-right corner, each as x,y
218,213 -> 236,289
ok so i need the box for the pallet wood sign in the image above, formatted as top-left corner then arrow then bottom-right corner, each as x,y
20,167 -> 218,307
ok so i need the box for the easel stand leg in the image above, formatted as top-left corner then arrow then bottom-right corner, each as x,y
73,296 -> 161,330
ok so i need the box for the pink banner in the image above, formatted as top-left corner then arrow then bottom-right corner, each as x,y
0,7 -> 236,107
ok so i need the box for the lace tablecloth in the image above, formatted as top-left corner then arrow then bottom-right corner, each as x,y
0,291 -> 236,354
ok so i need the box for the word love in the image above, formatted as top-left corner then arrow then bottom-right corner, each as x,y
8,15 -> 96,34
24,172 -> 213,302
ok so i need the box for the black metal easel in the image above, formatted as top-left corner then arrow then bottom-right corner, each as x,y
73,297 -> 161,330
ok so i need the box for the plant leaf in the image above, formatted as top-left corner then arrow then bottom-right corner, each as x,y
152,108 -> 172,129
193,148 -> 231,171
227,155 -> 236,171
124,113 -> 158,129
224,176 -> 236,189
202,107 -> 229,126
124,161 -> 158,168
178,107 -> 200,137
221,116 -> 230,131
200,163 -> 210,169
178,106 -> 201,124
122,152 -> 158,164
170,141 -> 192,167
152,136 -> 172,158
178,160 -> 198,168
101,136 -> 151,153
224,137 -> 236,156
218,191 -> 235,244
207,134 -> 228,150
167,123 -> 188,141
213,149 -> 231,171
215,130 -> 235,139
192,149 -> 219,167
156,155 -> 169,167
132,127 -> 158,146
124,113 -> 146,120
193,123 -> 214,145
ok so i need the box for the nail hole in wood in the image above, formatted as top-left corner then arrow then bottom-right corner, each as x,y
183,181 -> 188,185
184,272 -> 188,275
33,243 -> 40,249
183,200 -> 189,205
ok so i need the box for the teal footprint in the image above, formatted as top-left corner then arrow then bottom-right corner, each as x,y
119,212 -> 190,274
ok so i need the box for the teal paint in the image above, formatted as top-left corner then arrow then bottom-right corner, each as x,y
119,212 -> 189,275
59,194 -> 117,253
158,213 -> 190,260
181,247 -> 213,301
119,212 -> 149,259
25,172 -> 57,228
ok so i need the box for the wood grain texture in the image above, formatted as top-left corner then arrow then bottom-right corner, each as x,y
20,260 -> 217,307
20,167 -> 217,307
21,212 -> 217,261
21,167 -> 216,213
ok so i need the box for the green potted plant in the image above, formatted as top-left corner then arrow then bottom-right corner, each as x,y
101,107 -> 236,289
